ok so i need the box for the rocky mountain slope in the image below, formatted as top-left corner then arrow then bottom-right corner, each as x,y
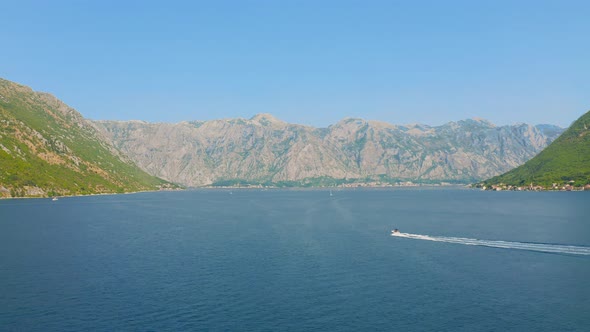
94,114 -> 563,187
480,110 -> 590,189
0,78 -> 173,198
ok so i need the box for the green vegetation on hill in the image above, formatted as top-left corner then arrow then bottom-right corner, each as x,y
0,78 -> 176,198
480,110 -> 590,189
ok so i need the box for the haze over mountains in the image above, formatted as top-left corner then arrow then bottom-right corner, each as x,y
94,114 -> 563,187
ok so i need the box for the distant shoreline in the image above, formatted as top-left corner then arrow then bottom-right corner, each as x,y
4,183 -> 589,200
0,188 -> 184,201
203,182 -> 469,189
200,184 -> 468,189
0,185 -> 469,200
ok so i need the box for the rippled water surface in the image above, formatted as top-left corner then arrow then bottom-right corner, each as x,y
1,189 -> 589,331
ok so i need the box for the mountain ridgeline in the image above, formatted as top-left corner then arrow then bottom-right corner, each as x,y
94,114 -> 563,187
0,78 -> 173,198
480,110 -> 590,190
0,77 -> 570,194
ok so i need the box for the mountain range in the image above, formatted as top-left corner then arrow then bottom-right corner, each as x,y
0,77 -> 571,196
94,114 -> 563,187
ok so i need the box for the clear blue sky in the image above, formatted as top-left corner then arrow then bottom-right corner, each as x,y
1,0 -> 588,127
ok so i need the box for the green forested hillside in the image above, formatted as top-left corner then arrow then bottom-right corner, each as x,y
0,78 -> 174,198
481,110 -> 590,189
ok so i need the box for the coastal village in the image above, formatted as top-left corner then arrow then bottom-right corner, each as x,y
476,182 -> 590,191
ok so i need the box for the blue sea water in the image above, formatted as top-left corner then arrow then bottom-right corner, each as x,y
1,188 -> 589,331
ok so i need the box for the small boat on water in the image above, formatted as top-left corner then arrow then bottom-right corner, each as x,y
391,228 -> 401,236
52,197 -> 58,201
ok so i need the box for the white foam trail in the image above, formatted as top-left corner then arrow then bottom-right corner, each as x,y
392,232 -> 590,255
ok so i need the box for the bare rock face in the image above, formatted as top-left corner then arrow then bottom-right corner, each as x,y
93,115 -> 563,186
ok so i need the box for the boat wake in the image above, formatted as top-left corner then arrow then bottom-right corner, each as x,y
392,232 -> 590,256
